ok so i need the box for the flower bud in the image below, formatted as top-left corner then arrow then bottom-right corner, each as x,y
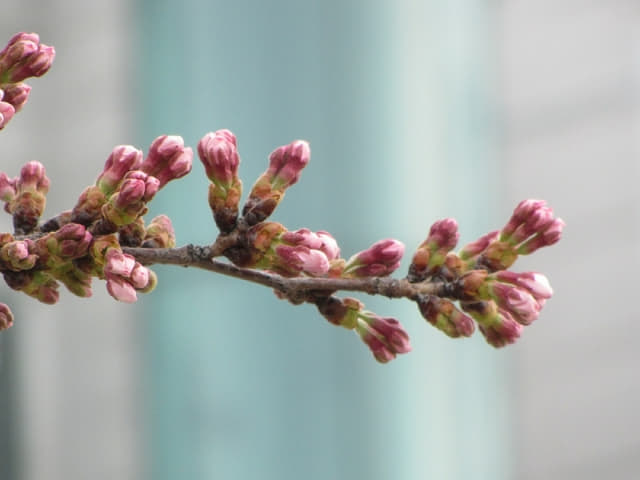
101,171 -> 160,226
460,299 -> 522,347
242,140 -> 310,225
417,296 -> 475,338
0,172 -> 17,203
142,214 -> 176,248
0,33 -> 55,83
2,83 -> 31,112
315,296 -> 363,329
343,239 -> 404,278
8,161 -> 49,233
0,303 -> 14,331
409,218 -> 459,280
0,101 -> 15,130
53,223 -> 92,260
96,145 -> 144,195
0,239 -> 37,271
355,311 -> 411,363
197,130 -> 240,186
141,135 -> 193,188
103,249 -> 155,303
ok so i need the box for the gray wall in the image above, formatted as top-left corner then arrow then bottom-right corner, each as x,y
0,3 -> 141,480
499,1 -> 640,478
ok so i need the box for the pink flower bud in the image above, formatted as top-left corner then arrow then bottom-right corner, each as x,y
104,249 -> 135,277
197,130 -> 240,185
517,218 -> 565,254
409,219 -> 460,280
0,239 -> 37,270
355,312 -> 411,363
18,161 -> 49,194
458,230 -> 499,260
0,172 -> 17,203
500,199 -> 547,240
478,308 -> 523,348
0,33 -> 55,83
281,228 -> 341,261
103,249 -> 154,302
316,231 -> 340,261
343,239 -> 404,277
2,83 -> 31,112
0,303 -> 14,331
267,140 -> 310,190
0,101 -> 15,129
418,296 -> 475,338
493,271 -> 552,303
273,245 -> 330,276
54,223 -> 92,259
106,276 -> 138,303
142,135 -> 193,187
142,214 -> 176,248
489,282 -> 540,325
96,145 -> 144,195
0,33 -> 39,74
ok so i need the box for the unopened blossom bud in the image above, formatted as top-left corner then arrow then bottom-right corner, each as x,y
315,296 -> 363,329
198,130 -> 243,232
96,145 -> 144,195
70,186 -> 107,225
141,135 -> 193,188
281,228 -> 341,261
4,270 -> 60,304
0,33 -> 55,83
266,140 -> 310,190
17,161 -> 49,193
516,218 -> 565,254
460,299 -> 523,347
53,265 -> 93,298
0,101 -> 15,129
493,271 -> 553,305
52,223 -> 92,260
488,282 -> 541,325
142,214 -> 175,248
0,239 -> 37,271
0,172 -> 17,204
103,249 -> 155,303
409,218 -> 459,280
500,199 -> 547,241
101,171 -> 160,226
197,130 -> 240,185
2,83 -> 31,112
355,311 -> 411,363
0,303 -> 14,331
417,296 -> 475,338
271,244 -> 330,277
242,140 -> 310,225
342,239 -> 404,278
458,230 -> 499,261
9,161 -> 49,233
0,33 -> 39,78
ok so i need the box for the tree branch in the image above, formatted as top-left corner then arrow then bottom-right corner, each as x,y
122,244 -> 449,301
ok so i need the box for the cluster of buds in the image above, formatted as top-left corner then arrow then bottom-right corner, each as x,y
410,199 -> 564,347
316,296 -> 411,363
0,133 -> 190,323
0,31 -> 566,363
0,33 -> 55,130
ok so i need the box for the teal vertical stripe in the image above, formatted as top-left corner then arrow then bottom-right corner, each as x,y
138,1 -> 508,479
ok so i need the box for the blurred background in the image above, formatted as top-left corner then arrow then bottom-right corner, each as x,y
0,1 -> 639,479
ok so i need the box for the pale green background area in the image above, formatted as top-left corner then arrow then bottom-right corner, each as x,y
138,1 -> 509,479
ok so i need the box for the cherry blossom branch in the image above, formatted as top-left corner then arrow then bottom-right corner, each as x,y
121,244 -> 449,300
0,31 -> 566,363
